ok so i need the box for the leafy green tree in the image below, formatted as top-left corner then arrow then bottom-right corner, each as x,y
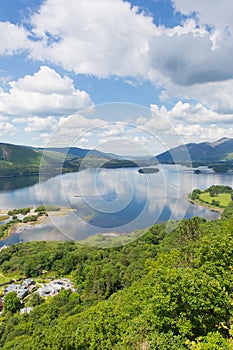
191,189 -> 201,200
4,292 -> 21,313
189,331 -> 232,349
29,293 -> 41,307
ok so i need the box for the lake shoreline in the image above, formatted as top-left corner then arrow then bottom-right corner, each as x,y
185,194 -> 224,213
0,207 -> 75,240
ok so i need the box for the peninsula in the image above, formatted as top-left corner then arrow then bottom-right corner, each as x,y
188,185 -> 233,213
0,206 -> 74,239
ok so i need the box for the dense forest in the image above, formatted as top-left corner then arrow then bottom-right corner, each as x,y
1,203 -> 233,349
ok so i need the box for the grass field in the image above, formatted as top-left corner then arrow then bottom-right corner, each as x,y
0,215 -> 9,222
199,192 -> 231,207
0,271 -> 12,286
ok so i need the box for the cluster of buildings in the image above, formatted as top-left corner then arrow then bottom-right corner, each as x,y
4,278 -> 35,299
37,278 -> 76,297
0,277 -> 75,314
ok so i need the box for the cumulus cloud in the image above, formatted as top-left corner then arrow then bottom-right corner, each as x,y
167,101 -> 233,124
27,1 -> 233,86
47,101 -> 233,153
0,22 -> 32,55
30,0 -> 155,78
145,102 -> 233,145
0,66 -> 92,117
25,116 -> 58,132
160,77 -> 233,114
150,28 -> 233,87
44,113 -> 105,147
14,66 -> 77,95
0,115 -> 17,136
1,0 -> 233,146
0,120 -> 16,136
173,0 -> 233,33
1,1 -> 233,91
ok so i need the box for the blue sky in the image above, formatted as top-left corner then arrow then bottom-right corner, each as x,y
1,0 -> 233,155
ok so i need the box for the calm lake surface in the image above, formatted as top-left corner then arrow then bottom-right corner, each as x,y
0,164 -> 232,246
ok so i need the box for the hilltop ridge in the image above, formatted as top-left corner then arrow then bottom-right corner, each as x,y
157,137 -> 233,164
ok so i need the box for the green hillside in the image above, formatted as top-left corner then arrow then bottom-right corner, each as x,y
157,137 -> 233,169
1,204 -> 233,348
0,143 -> 41,166
0,143 -> 66,177
0,143 -> 140,177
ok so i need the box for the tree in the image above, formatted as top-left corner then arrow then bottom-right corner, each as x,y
211,199 -> 220,207
191,189 -> 201,200
4,292 -> 21,313
29,292 -> 41,307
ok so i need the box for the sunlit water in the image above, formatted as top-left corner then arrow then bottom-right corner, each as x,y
0,165 -> 232,246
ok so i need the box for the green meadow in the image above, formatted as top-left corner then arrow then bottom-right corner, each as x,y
199,192 -> 231,207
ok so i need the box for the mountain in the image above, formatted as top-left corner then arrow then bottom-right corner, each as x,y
45,147 -> 116,159
0,143 -> 42,166
0,143 -> 139,177
0,143 -> 67,177
156,137 -> 233,164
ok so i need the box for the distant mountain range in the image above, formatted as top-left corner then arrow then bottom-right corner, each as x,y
1,137 -> 233,178
44,147 -> 116,159
156,137 -> 233,164
0,143 -> 148,177
0,143 -> 66,177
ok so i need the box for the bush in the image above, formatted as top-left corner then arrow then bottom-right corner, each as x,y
191,189 -> 201,200
22,215 -> 38,223
8,208 -> 31,216
211,199 -> 220,207
35,205 -> 60,212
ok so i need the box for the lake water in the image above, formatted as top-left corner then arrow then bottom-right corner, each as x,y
0,164 -> 232,246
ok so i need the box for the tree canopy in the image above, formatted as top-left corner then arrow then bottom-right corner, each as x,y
1,204 -> 233,349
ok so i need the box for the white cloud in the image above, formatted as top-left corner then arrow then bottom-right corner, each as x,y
0,116 -> 16,136
30,101 -> 233,153
79,137 -> 89,144
145,102 -> 233,145
26,0 -> 233,95
13,66 -> 76,95
173,123 -> 233,144
0,22 -> 31,55
1,0 -> 233,147
0,121 -> 16,136
25,116 -> 58,132
12,117 -> 28,123
173,0 -> 233,33
29,0 -> 155,78
1,1 -> 233,93
163,18 -> 207,38
161,78 -> 233,114
43,113 -> 105,147
167,101 -> 233,124
0,66 -> 92,118
172,0 -> 233,51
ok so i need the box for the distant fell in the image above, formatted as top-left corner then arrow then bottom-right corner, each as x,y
0,143 -> 140,177
46,147 -> 115,159
0,143 -> 41,166
156,137 -> 233,163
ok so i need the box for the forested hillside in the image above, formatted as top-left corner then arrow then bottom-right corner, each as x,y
0,143 -> 139,177
156,137 -> 233,172
0,143 -> 65,177
1,204 -> 233,349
